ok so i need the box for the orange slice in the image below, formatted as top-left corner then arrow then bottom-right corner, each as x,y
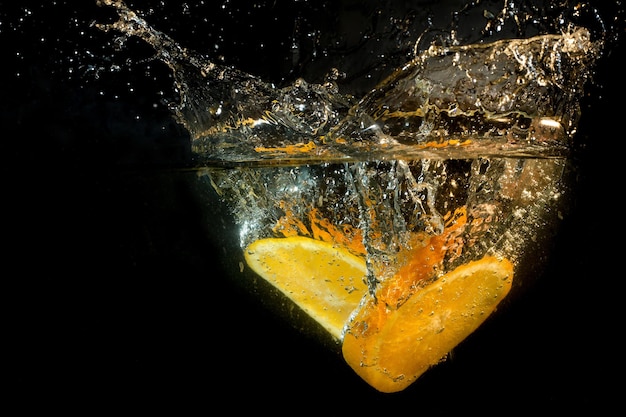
244,236 -> 368,340
342,256 -> 514,393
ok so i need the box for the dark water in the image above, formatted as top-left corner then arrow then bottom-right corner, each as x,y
2,0 -> 624,412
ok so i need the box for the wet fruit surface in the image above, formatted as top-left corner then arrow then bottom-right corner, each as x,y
343,256 -> 513,392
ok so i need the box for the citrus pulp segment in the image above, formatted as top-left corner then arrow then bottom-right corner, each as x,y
244,236 -> 368,340
342,256 -> 514,393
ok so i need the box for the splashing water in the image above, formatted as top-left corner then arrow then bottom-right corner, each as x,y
94,0 -> 605,391
96,0 -> 599,165
93,0 -> 602,263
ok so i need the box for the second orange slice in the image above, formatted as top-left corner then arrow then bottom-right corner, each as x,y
342,256 -> 514,393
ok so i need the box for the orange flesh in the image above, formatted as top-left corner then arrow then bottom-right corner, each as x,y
245,204 -> 514,393
244,236 -> 368,340
342,255 -> 513,393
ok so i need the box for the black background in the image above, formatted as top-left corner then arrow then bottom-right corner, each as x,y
2,0 -> 624,413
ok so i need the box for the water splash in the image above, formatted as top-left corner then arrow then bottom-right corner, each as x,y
96,0 -> 601,166
94,0 -> 606,391
93,0 -> 604,302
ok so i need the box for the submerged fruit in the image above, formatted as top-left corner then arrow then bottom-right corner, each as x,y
244,207 -> 514,393
244,236 -> 368,340
342,256 -> 514,393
